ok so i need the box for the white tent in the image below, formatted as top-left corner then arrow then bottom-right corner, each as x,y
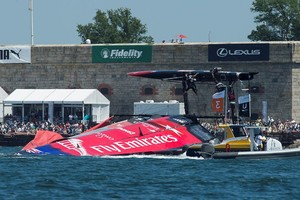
0,87 -> 11,122
3,89 -> 110,123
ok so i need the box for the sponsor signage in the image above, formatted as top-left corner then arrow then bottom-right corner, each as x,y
208,44 -> 269,61
0,46 -> 31,64
92,45 -> 152,63
212,90 -> 225,113
238,94 -> 251,117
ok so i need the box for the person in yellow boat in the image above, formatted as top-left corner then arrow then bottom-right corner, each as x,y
255,132 -> 267,151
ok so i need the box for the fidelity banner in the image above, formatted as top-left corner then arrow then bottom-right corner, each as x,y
0,46 -> 31,63
238,94 -> 251,117
92,45 -> 152,63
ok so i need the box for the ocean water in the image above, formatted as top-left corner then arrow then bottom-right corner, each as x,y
0,147 -> 300,200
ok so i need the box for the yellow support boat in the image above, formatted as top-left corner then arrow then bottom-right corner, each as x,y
186,124 -> 287,159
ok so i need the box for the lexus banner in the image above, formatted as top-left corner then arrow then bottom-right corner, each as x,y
238,94 -> 251,117
0,46 -> 31,64
208,43 -> 269,61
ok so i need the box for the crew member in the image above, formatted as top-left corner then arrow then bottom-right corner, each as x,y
255,132 -> 266,151
185,74 -> 197,94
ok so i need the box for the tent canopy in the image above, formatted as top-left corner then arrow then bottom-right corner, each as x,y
3,89 -> 109,105
0,87 -> 8,102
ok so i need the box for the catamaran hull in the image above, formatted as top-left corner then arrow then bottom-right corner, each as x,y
210,148 -> 300,159
20,115 -> 215,157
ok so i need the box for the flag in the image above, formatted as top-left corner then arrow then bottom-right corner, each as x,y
212,90 -> 225,113
238,94 -> 251,117
262,101 -> 268,124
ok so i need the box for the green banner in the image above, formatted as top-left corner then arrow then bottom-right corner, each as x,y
92,45 -> 152,63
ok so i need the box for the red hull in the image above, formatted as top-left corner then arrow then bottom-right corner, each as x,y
21,115 -> 214,156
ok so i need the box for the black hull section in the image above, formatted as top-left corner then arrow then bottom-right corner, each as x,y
213,148 -> 300,159
0,134 -> 35,147
187,148 -> 300,159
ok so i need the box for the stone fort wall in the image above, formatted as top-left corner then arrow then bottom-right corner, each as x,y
1,42 -> 300,122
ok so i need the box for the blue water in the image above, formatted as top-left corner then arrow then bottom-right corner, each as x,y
0,147 -> 300,200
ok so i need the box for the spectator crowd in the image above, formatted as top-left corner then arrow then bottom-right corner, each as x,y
202,117 -> 300,135
1,114 -> 300,137
0,115 -> 87,135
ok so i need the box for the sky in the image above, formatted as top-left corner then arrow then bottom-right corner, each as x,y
0,0 -> 256,45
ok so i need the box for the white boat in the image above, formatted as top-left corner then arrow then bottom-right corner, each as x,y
211,147 -> 300,159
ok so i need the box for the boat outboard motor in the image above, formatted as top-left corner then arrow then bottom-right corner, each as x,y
266,138 -> 283,151
200,143 -> 215,159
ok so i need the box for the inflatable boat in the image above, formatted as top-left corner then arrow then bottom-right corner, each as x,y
186,124 -> 300,159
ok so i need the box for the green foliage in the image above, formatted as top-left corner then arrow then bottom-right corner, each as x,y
77,8 -> 154,44
248,0 -> 300,41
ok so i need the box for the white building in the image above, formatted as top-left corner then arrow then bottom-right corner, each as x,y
134,100 -> 185,115
3,89 -> 110,123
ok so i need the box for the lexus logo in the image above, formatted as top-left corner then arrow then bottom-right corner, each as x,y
216,48 -> 260,57
217,48 -> 228,57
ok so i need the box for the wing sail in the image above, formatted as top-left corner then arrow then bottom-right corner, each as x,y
127,70 -> 258,82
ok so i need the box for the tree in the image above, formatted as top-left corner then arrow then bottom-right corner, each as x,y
77,8 -> 154,44
248,0 -> 300,41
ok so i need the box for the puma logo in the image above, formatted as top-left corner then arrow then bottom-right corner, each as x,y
10,49 -> 22,59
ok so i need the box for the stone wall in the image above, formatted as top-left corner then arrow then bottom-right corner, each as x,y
1,42 -> 300,122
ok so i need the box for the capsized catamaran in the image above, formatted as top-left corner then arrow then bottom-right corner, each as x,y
20,115 -> 215,156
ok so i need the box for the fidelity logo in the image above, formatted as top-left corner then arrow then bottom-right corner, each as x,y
0,49 -> 22,60
216,48 -> 260,57
100,48 -> 143,59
